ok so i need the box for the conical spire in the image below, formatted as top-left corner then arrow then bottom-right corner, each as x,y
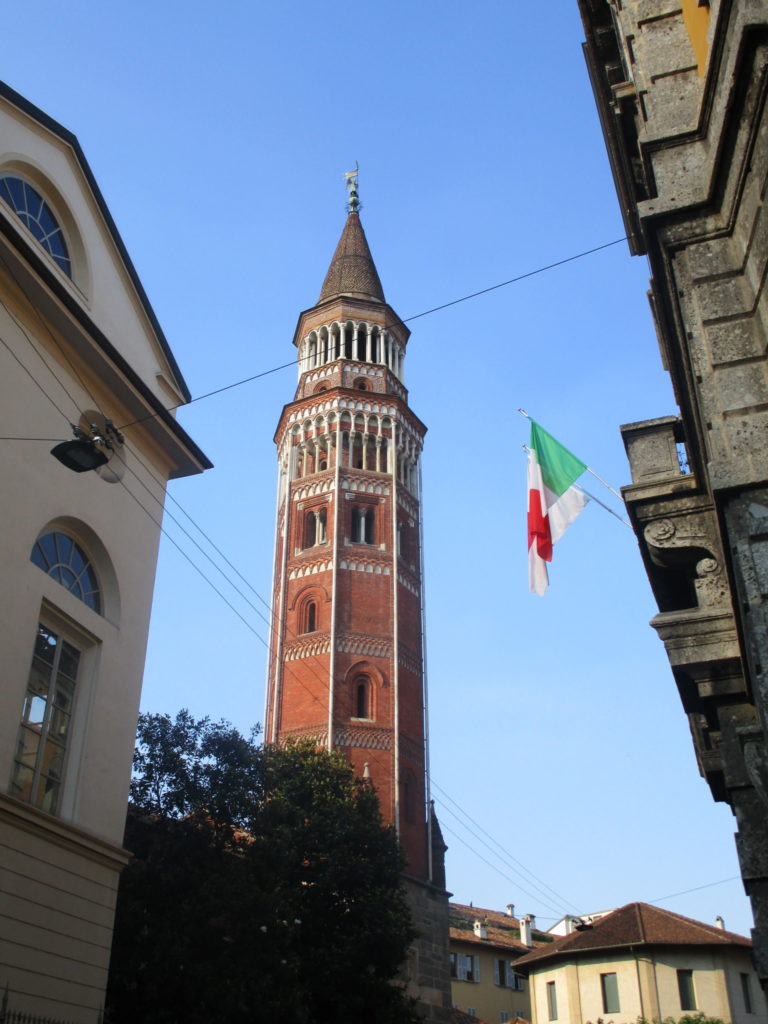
318,210 -> 385,304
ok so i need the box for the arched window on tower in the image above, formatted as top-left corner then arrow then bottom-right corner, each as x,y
354,675 -> 371,719
302,600 -> 317,634
351,506 -> 375,545
304,511 -> 316,548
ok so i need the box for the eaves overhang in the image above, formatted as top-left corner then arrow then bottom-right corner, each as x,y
0,212 -> 211,479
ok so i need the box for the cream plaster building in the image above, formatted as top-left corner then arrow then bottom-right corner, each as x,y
515,903 -> 766,1024
0,82 -> 209,1021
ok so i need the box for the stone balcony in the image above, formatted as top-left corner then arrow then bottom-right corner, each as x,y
620,416 -> 749,801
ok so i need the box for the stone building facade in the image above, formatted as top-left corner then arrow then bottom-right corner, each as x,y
264,183 -> 452,1021
576,0 -> 768,989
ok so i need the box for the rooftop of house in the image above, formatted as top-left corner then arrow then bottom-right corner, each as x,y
513,902 -> 751,972
449,902 -> 554,954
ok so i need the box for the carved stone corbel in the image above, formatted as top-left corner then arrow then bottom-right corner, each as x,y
643,514 -> 729,609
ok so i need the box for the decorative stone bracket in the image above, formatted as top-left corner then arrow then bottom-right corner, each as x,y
643,515 -> 729,610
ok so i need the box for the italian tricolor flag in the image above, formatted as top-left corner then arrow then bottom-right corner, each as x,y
527,421 -> 588,595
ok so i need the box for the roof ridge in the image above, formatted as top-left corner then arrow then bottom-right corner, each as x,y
639,901 -> 749,943
635,903 -> 646,943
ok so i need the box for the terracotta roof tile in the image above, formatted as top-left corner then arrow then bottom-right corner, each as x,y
449,902 -> 552,954
318,211 -> 385,303
513,902 -> 751,971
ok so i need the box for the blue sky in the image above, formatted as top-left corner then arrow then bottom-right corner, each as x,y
2,1 -> 753,935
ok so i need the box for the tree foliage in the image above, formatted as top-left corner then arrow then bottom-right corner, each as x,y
106,711 -> 418,1024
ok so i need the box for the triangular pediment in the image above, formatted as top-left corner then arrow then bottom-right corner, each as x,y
0,81 -> 189,406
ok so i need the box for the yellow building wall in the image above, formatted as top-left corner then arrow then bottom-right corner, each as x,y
450,940 -> 531,1023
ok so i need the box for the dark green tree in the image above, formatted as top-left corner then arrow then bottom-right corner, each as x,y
106,711 -> 418,1024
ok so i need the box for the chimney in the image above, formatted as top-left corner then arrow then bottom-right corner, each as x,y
715,916 -> 725,930
520,914 -> 533,948
473,919 -> 488,940
506,903 -> 515,918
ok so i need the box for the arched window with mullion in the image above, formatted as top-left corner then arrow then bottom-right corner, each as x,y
0,175 -> 71,277
31,531 -> 101,613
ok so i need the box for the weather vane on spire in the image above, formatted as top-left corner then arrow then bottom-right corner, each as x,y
345,163 -> 360,212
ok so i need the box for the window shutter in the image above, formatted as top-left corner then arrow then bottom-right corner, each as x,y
494,959 -> 501,985
474,955 -> 480,982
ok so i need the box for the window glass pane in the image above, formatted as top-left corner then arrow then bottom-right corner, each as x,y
22,692 -> 48,727
547,982 -> 558,1021
52,249 -> 71,275
741,973 -> 753,1014
6,177 -> 25,210
50,706 -> 71,740
32,537 -> 53,571
68,544 -> 86,577
10,762 -> 35,802
55,532 -> 72,565
56,565 -> 79,591
53,672 -> 75,709
601,973 -> 620,1014
40,738 -> 65,777
58,643 -> 80,681
15,725 -> 40,765
38,203 -> 57,236
14,622 -> 80,814
677,970 -> 695,1010
22,182 -> 42,221
35,626 -> 58,664
39,776 -> 60,814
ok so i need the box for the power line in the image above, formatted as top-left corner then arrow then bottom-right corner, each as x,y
430,778 -> 578,914
116,235 -> 628,432
438,820 -> 566,917
648,877 -> 741,905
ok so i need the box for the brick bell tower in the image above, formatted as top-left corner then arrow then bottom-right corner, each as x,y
265,177 -> 452,1019
264,174 -> 435,881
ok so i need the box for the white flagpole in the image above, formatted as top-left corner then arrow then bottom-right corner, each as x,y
574,485 -> 632,529
521,444 -> 632,529
518,408 -> 625,503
